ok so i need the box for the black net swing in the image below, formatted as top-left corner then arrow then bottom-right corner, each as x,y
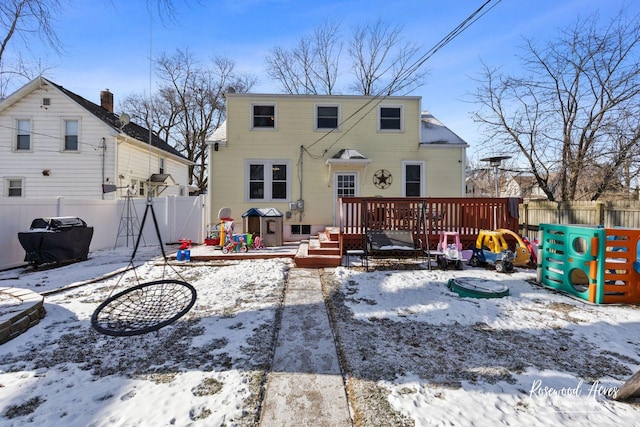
91,195 -> 197,337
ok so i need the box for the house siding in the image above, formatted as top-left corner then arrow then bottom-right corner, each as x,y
116,142 -> 189,197
210,94 -> 465,237
0,78 -> 191,200
0,86 -> 116,199
421,146 -> 465,196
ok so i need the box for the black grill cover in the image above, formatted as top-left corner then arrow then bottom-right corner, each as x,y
18,217 -> 94,265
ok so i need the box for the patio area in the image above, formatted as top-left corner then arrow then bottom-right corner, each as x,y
176,241 -> 300,262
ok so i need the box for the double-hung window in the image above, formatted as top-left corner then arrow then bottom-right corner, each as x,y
16,119 -> 31,150
379,105 -> 403,131
402,161 -> 425,197
64,119 -> 79,151
6,178 -> 24,197
252,104 -> 276,129
316,105 -> 339,130
247,160 -> 290,201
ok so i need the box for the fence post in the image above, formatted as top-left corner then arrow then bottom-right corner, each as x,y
596,201 -> 605,226
522,202 -> 529,236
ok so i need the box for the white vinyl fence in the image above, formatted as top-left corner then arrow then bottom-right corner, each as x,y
0,195 -> 206,270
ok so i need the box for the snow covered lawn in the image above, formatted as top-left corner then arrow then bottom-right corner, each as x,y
1,248 -> 290,426
1,247 -> 640,426
325,264 -> 640,426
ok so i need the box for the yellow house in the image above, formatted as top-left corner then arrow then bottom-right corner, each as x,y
206,93 -> 467,242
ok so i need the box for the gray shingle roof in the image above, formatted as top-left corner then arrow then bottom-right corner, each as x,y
45,78 -> 188,161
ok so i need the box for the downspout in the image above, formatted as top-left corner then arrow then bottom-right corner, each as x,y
101,137 -> 106,200
461,145 -> 467,196
207,143 -> 214,228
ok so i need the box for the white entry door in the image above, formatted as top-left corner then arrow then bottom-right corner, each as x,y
334,172 -> 359,226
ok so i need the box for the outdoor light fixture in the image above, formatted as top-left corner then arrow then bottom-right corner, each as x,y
480,155 -> 511,197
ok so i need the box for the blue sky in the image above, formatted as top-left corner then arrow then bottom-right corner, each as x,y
15,0 -> 640,161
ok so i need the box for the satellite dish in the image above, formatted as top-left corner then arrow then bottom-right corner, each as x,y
118,112 -> 130,127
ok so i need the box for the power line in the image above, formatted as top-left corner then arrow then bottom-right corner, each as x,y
0,123 -> 105,153
304,0 -> 502,153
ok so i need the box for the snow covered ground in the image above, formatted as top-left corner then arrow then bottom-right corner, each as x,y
1,246 -> 639,426
327,262 -> 640,426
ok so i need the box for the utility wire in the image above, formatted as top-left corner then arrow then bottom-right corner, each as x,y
304,0 -> 502,154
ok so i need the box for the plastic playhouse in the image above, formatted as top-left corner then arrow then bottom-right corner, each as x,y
537,223 -> 640,304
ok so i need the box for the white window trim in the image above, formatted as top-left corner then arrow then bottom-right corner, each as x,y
61,118 -> 81,152
5,177 -> 25,197
378,104 -> 404,132
14,118 -> 33,152
250,102 -> 278,130
402,160 -> 425,197
245,159 -> 292,202
314,103 -> 341,131
127,179 -> 146,198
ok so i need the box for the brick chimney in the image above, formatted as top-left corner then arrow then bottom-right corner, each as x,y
100,89 -> 113,113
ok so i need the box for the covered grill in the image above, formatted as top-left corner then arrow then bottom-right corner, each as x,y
18,217 -> 94,265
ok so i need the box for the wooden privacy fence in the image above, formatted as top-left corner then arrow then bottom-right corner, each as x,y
520,200 -> 640,240
339,197 -> 521,251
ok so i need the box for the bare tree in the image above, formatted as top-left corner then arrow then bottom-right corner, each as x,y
265,20 -> 341,95
348,19 -> 425,96
120,49 -> 256,193
0,0 -> 66,97
472,9 -> 640,201
266,19 -> 426,96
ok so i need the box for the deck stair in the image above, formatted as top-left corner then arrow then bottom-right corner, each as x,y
293,228 -> 342,268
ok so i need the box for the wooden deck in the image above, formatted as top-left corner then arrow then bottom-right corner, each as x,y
339,197 -> 521,252
186,197 -> 522,269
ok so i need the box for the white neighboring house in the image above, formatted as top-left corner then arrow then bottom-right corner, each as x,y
0,77 -> 192,199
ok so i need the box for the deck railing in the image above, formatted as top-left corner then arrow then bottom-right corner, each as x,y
338,197 -> 521,251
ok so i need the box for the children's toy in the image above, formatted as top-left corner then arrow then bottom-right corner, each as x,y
204,224 -> 221,246
537,223 -> 640,304
251,235 -> 264,250
436,231 -> 465,270
217,207 -> 234,249
176,239 -> 192,261
496,229 -> 534,267
468,230 -> 514,273
522,236 -> 538,265
447,277 -> 509,298
222,233 -> 250,254
178,239 -> 192,250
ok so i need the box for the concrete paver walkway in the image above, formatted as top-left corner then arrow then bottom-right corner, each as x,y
260,268 -> 352,426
